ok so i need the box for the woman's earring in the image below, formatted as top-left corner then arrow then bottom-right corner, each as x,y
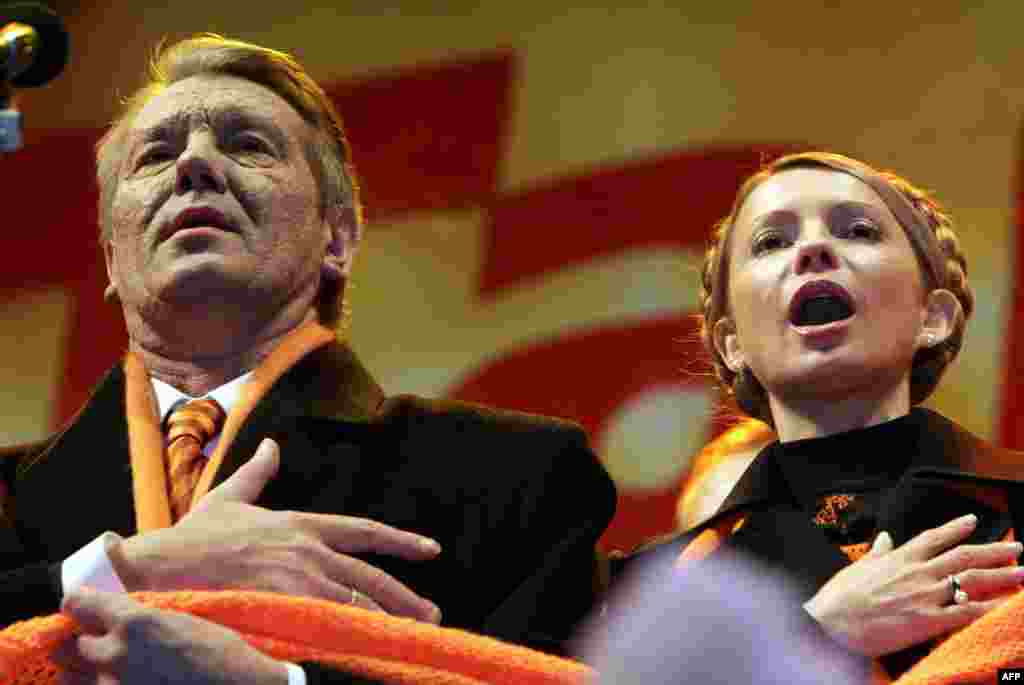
735,364 -> 757,396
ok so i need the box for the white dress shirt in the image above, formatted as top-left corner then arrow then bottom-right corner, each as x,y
61,372 -> 306,685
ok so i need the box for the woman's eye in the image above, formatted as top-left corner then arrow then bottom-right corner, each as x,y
753,231 -> 787,254
846,219 -> 880,239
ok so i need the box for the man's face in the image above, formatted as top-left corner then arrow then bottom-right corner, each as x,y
105,73 -> 337,321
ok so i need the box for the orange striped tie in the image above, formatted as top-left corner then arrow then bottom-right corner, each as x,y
164,398 -> 226,522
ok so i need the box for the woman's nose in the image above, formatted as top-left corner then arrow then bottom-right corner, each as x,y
793,241 -> 838,274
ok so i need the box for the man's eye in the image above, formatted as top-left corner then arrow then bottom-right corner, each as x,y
235,135 -> 271,154
138,148 -> 172,167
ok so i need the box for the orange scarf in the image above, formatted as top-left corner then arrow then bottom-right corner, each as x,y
0,591 -> 592,685
123,320 -> 335,532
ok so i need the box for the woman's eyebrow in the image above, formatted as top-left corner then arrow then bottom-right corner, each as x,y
748,208 -> 797,229
831,200 -> 880,213
830,201 -> 888,220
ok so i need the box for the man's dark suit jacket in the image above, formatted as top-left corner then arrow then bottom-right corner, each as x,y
0,341 -> 616,680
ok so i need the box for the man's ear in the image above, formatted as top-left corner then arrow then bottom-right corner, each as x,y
102,240 -> 119,303
918,288 -> 961,349
713,317 -> 745,373
321,204 -> 362,284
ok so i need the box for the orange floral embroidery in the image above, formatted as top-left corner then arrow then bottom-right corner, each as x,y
813,494 -> 856,527
840,542 -> 871,562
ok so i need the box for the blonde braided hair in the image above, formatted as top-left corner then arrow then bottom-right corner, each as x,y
698,152 -> 973,425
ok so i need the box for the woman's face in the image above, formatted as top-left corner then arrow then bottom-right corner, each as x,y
719,167 -> 931,403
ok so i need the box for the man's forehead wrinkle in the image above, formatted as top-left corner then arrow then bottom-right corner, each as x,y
212,106 -> 282,131
135,102 -> 287,142
134,102 -> 210,141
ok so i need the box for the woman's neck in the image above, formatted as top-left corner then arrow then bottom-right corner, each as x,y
768,381 -> 912,443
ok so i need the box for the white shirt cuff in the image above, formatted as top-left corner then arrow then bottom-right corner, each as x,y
64,534 -> 305,685
65,534 -> 305,685
61,531 -> 127,595
284,662 -> 307,685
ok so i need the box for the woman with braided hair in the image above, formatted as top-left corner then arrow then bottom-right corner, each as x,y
610,152 -> 1024,682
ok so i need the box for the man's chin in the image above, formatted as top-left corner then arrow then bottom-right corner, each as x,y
150,261 -> 253,305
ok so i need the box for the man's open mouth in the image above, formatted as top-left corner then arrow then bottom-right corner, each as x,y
164,206 -> 236,242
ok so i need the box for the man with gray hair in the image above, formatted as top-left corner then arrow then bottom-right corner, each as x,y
0,34 -> 615,684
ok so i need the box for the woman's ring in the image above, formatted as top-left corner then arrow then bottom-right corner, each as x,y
949,575 -> 969,605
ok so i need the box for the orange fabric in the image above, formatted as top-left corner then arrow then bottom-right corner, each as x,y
840,543 -> 871,562
890,587 -> 1024,685
124,321 -> 335,533
123,353 -> 170,532
165,398 -> 226,522
0,591 -> 591,685
674,512 -> 746,566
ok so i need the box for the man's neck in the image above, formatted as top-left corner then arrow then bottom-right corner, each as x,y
125,306 -> 319,397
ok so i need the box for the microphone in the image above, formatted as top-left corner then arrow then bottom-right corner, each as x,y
0,2 -> 67,87
0,2 -> 69,152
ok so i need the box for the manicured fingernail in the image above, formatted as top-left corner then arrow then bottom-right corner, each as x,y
426,603 -> 442,624
1011,542 -> 1024,554
957,514 -> 978,526
420,538 -> 441,554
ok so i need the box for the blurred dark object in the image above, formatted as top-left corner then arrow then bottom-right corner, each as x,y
0,1 -> 68,151
578,546 -> 868,685
38,0 -> 81,16
0,2 -> 68,87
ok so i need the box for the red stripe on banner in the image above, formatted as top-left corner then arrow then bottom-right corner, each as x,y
461,145 -> 800,549
0,129 -> 102,288
999,127 -> 1024,448
447,314 -> 710,552
327,52 -> 515,221
481,146 -> 796,295
0,128 -> 125,423
57,258 -> 128,425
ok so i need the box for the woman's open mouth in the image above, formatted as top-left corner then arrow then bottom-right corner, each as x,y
788,280 -> 856,336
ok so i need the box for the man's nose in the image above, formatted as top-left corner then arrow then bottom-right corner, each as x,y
175,131 -> 227,195
793,241 -> 838,274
